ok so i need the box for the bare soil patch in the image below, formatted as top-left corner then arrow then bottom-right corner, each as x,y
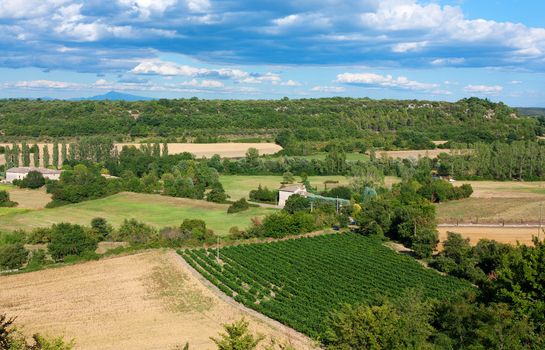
8,187 -> 52,209
0,250 -> 315,350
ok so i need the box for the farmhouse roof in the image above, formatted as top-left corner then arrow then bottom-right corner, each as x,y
279,184 -> 306,193
6,167 -> 62,175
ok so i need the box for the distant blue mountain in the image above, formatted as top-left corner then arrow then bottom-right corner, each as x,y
70,91 -> 155,101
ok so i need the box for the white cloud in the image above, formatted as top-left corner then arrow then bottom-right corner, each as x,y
464,84 -> 503,94
131,60 -> 250,80
311,85 -> 345,93
431,58 -> 465,66
179,79 -> 224,88
336,72 -> 438,91
0,0 -> 70,19
10,79 -> 82,89
392,41 -> 428,53
117,0 -> 178,18
510,80 -> 522,84
186,0 -> 211,13
282,80 -> 302,86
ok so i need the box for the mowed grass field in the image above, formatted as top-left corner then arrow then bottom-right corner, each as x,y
437,181 -> 545,224
0,250 -> 315,350
0,192 -> 274,234
221,175 -> 400,201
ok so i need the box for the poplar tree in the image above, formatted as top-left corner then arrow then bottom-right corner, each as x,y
61,143 -> 67,165
4,146 -> 13,169
68,143 -> 76,161
153,142 -> 161,158
52,141 -> 59,169
162,142 -> 169,157
43,145 -> 50,168
21,142 -> 30,167
11,143 -> 20,167
33,144 -> 40,167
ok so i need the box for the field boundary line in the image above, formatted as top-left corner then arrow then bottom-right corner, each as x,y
174,253 -> 319,350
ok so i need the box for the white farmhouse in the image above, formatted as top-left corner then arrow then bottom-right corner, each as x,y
278,184 -> 308,208
5,167 -> 62,183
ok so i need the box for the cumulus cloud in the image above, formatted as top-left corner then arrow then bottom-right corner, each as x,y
336,72 -> 438,91
131,60 -> 250,80
464,85 -> 504,95
9,79 -> 83,89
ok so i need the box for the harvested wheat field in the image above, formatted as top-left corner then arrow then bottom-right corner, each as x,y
7,187 -> 52,209
438,226 -> 540,247
0,142 -> 282,166
116,142 -> 282,158
0,250 -> 315,350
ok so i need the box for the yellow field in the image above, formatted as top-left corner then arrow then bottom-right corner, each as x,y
438,226 -> 540,246
0,142 -> 282,166
0,250 -> 315,350
379,149 -> 452,159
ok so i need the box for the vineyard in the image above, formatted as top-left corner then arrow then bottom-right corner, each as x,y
179,233 -> 471,338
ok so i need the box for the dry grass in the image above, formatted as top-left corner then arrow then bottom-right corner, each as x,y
0,250 -> 315,350
8,187 -> 52,209
438,226 -> 540,246
379,149 -> 453,159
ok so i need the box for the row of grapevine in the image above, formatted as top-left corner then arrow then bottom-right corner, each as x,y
179,233 -> 471,338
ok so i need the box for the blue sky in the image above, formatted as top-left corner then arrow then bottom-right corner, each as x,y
0,0 -> 544,106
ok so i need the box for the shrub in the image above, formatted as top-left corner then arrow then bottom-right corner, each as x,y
259,211 -> 317,238
323,186 -> 353,200
180,219 -> 215,242
26,249 -> 49,270
206,182 -> 229,203
26,227 -> 52,244
228,198 -> 250,214
115,219 -> 158,244
48,223 -> 98,261
0,243 -> 29,270
249,185 -> 278,204
90,217 -> 112,241
0,191 -> 17,207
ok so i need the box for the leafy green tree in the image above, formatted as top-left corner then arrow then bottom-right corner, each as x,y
206,182 -> 228,203
48,223 -> 97,261
211,319 -> 264,350
21,170 -> 45,189
282,171 -> 295,184
0,243 -> 29,270
90,217 -> 112,241
162,142 -> 169,157
180,219 -> 215,242
283,194 -> 310,214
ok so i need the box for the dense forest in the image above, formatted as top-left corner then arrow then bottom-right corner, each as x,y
0,98 -> 542,150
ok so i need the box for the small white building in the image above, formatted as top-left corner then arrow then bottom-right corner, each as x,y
5,167 -> 62,183
278,184 -> 308,208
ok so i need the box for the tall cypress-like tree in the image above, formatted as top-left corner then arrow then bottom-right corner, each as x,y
11,143 -> 20,167
4,146 -> 13,169
43,145 -> 50,168
61,143 -> 68,165
162,142 -> 169,157
21,142 -> 30,167
153,142 -> 161,158
68,143 -> 76,161
52,141 -> 59,169
33,144 -> 40,167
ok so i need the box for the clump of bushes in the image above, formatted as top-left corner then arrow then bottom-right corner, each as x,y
0,191 -> 17,207
0,243 -> 29,270
48,223 -> 98,262
206,182 -> 229,203
227,198 -> 250,213
418,180 -> 473,203
249,211 -> 317,238
249,185 -> 278,204
13,170 -> 45,189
